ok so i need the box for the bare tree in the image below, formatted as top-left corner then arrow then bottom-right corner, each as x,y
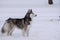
48,0 -> 53,5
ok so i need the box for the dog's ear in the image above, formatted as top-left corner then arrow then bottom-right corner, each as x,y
25,9 -> 32,18
27,9 -> 32,13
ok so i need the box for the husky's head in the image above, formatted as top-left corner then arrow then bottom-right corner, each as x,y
25,9 -> 37,18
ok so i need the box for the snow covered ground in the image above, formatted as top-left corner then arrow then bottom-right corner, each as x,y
0,0 -> 60,40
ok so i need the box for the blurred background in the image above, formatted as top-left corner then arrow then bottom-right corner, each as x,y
0,0 -> 60,40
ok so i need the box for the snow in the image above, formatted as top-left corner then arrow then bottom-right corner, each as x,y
0,0 -> 60,40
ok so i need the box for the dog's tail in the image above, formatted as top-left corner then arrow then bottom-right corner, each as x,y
1,22 -> 6,33
1,27 -> 5,33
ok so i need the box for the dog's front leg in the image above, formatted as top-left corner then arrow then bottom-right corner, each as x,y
22,26 -> 30,37
22,29 -> 26,37
22,25 -> 28,37
25,27 -> 29,37
26,25 -> 31,37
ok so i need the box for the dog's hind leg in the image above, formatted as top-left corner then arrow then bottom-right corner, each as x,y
7,26 -> 12,36
9,27 -> 15,35
7,23 -> 14,36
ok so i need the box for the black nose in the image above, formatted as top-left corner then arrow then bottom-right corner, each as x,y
35,15 -> 37,17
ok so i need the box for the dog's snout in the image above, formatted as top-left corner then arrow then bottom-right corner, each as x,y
35,14 -> 37,17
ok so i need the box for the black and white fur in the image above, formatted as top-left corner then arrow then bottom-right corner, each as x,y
1,9 -> 37,36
